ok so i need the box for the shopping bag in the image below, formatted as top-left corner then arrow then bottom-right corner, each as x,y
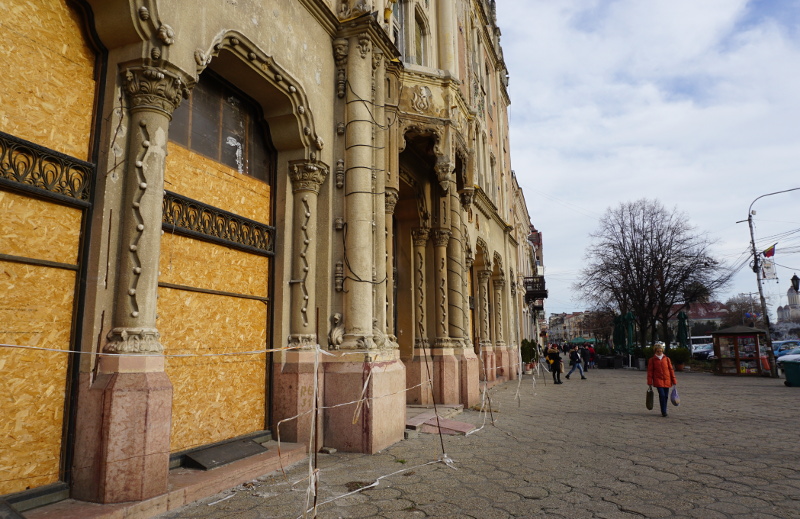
646,387 -> 654,410
670,387 -> 680,406
559,362 -> 564,373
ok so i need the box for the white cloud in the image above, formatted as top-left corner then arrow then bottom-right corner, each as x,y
496,0 -> 800,317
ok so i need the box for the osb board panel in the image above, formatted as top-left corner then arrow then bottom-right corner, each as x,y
0,0 -> 95,160
0,190 -> 82,264
158,288 -> 267,453
160,233 -> 269,298
165,144 -> 271,224
0,262 -> 75,494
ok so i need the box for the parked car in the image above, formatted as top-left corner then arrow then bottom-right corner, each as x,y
692,343 -> 714,360
773,340 -> 800,357
776,347 -> 800,367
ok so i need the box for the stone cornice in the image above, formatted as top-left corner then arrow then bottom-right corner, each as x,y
473,185 -> 513,233
337,12 -> 400,60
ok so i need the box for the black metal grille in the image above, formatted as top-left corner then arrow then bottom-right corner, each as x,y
162,190 -> 275,256
0,130 -> 93,206
524,275 -> 548,303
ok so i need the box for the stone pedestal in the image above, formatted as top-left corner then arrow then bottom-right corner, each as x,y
72,367 -> 172,503
458,345 -> 480,407
405,343 -> 434,405
272,350 -> 324,447
432,342 -> 461,405
323,354 -> 405,453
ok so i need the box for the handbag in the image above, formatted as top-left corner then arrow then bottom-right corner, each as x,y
670,387 -> 680,406
646,387 -> 654,410
559,362 -> 564,373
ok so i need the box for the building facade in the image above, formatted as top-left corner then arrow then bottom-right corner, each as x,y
0,0 -> 542,509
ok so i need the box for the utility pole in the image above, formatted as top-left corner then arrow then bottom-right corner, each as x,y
741,187 -> 800,378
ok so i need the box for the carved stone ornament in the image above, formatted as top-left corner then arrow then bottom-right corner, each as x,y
411,227 -> 430,247
289,161 -> 328,194
411,85 -> 433,113
333,38 -> 349,66
288,334 -> 318,350
339,0 -> 371,19
104,327 -> 163,354
328,313 -> 344,350
357,33 -> 371,59
460,187 -> 474,208
385,188 -> 399,214
157,24 -> 175,45
432,228 -> 451,247
434,158 -> 453,193
335,159 -> 345,188
123,66 -> 189,115
372,49 -> 384,71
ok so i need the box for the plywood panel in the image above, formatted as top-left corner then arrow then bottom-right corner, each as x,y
0,191 -> 82,264
165,144 -> 271,224
0,262 -> 75,494
0,0 -> 95,160
158,288 -> 267,453
160,233 -> 269,297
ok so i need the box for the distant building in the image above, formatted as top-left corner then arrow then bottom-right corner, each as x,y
777,275 -> 800,323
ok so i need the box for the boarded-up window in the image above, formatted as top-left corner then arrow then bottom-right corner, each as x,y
170,72 -> 275,183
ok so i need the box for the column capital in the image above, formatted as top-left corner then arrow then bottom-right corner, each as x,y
431,228 -> 452,247
104,327 -> 163,354
411,227 -> 430,246
493,278 -> 506,290
478,269 -> 492,283
289,161 -> 329,194
123,65 -> 190,116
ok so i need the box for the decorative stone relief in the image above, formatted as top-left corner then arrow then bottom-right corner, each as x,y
385,188 -> 399,214
434,157 -> 453,193
339,0 -> 371,19
357,33 -> 371,59
288,334 -> 318,350
411,85 -> 432,113
460,186 -> 474,208
157,24 -> 175,45
289,161 -> 328,194
372,319 -> 386,349
335,159 -> 345,188
123,66 -> 189,115
333,38 -> 349,98
335,261 -> 345,292
105,327 -> 162,354
328,313 -> 344,350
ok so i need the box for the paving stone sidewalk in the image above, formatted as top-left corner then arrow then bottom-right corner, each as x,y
160,366 -> 800,518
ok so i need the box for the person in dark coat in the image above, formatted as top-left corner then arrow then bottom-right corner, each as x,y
546,344 -> 563,384
566,345 -> 587,380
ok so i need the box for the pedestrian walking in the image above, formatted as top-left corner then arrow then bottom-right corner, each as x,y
647,341 -> 677,417
565,345 -> 587,380
546,344 -> 563,384
587,344 -> 596,368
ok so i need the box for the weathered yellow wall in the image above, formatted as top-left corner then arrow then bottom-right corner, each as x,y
158,234 -> 269,452
0,191 -> 82,264
0,262 -> 75,494
165,144 -> 271,224
0,0 -> 95,161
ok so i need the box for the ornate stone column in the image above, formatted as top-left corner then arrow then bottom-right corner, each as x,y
407,227 -> 433,405
342,32 -> 375,350
73,65 -> 188,504
325,28 -> 404,454
288,161 -> 328,348
477,269 -> 495,382
373,50 -> 388,338
493,277 -> 509,380
431,228 -> 451,343
385,188 -> 398,337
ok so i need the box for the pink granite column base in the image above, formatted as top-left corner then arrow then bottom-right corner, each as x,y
458,348 -> 480,408
71,371 -> 172,503
271,352 -> 323,448
480,344 -> 496,382
404,352 -> 434,405
324,358 -> 405,453
432,351 -> 460,405
495,345 -> 510,380
507,346 -> 520,380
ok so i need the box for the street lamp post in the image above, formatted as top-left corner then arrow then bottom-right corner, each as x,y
743,187 -> 800,378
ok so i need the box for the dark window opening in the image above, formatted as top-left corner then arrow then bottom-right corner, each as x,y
170,71 -> 276,183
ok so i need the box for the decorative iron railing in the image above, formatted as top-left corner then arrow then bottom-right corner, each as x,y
162,191 -> 275,256
523,275 -> 548,303
0,130 -> 93,206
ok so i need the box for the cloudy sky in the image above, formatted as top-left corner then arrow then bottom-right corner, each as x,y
494,0 -> 800,319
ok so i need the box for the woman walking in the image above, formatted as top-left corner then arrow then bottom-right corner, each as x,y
647,342 -> 677,417
547,344 -> 563,384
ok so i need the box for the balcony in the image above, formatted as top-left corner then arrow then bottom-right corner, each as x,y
523,276 -> 548,304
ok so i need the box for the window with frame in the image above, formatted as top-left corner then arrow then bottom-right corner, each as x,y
169,72 -> 276,183
414,11 -> 427,66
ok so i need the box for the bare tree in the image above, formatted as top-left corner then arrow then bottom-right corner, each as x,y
721,293 -> 766,329
577,199 -> 730,348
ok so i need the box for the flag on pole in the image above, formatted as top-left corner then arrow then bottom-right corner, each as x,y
762,243 -> 776,258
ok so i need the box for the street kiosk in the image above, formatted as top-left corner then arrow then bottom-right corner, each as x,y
711,326 -> 770,376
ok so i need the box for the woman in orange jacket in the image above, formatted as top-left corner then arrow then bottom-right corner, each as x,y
647,342 -> 677,417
